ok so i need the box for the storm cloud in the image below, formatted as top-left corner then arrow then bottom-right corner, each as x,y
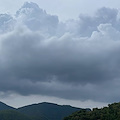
0,2 -> 120,103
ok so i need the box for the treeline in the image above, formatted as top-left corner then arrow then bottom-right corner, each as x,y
64,102 -> 120,120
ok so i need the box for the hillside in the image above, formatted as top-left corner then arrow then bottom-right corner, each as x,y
0,110 -> 32,120
18,102 -> 82,120
0,102 -> 15,111
64,102 -> 120,120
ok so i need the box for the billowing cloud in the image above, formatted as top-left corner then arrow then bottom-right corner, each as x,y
0,14 -> 14,33
0,2 -> 120,103
15,2 -> 59,35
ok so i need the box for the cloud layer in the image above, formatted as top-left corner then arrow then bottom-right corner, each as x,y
0,2 -> 120,103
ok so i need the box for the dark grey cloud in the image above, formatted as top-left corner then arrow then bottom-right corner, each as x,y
0,2 -> 120,103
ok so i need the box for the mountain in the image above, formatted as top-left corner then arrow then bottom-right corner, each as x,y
18,102 -> 82,120
0,101 -> 87,120
64,102 -> 120,120
1,101 -> 120,120
0,102 -> 15,111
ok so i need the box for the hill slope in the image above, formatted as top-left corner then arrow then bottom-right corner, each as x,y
0,110 -> 32,120
18,102 -> 82,120
64,102 -> 120,120
0,102 -> 15,111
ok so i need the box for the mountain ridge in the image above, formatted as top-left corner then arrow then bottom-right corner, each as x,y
0,101 -> 85,120
18,102 -> 81,109
18,102 -> 83,120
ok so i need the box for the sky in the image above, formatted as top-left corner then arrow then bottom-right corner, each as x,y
0,0 -> 120,109
0,0 -> 120,21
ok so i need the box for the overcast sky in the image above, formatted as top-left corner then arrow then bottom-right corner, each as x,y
0,0 -> 120,109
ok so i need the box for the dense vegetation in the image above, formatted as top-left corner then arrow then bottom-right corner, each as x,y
64,102 -> 120,120
0,110 -> 32,120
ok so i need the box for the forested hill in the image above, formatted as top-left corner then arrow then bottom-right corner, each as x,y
0,101 -> 84,120
0,110 -> 32,120
18,102 -> 82,120
64,102 -> 120,120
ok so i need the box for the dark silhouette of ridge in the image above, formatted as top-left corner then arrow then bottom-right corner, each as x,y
18,102 -> 83,120
0,101 -> 88,120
